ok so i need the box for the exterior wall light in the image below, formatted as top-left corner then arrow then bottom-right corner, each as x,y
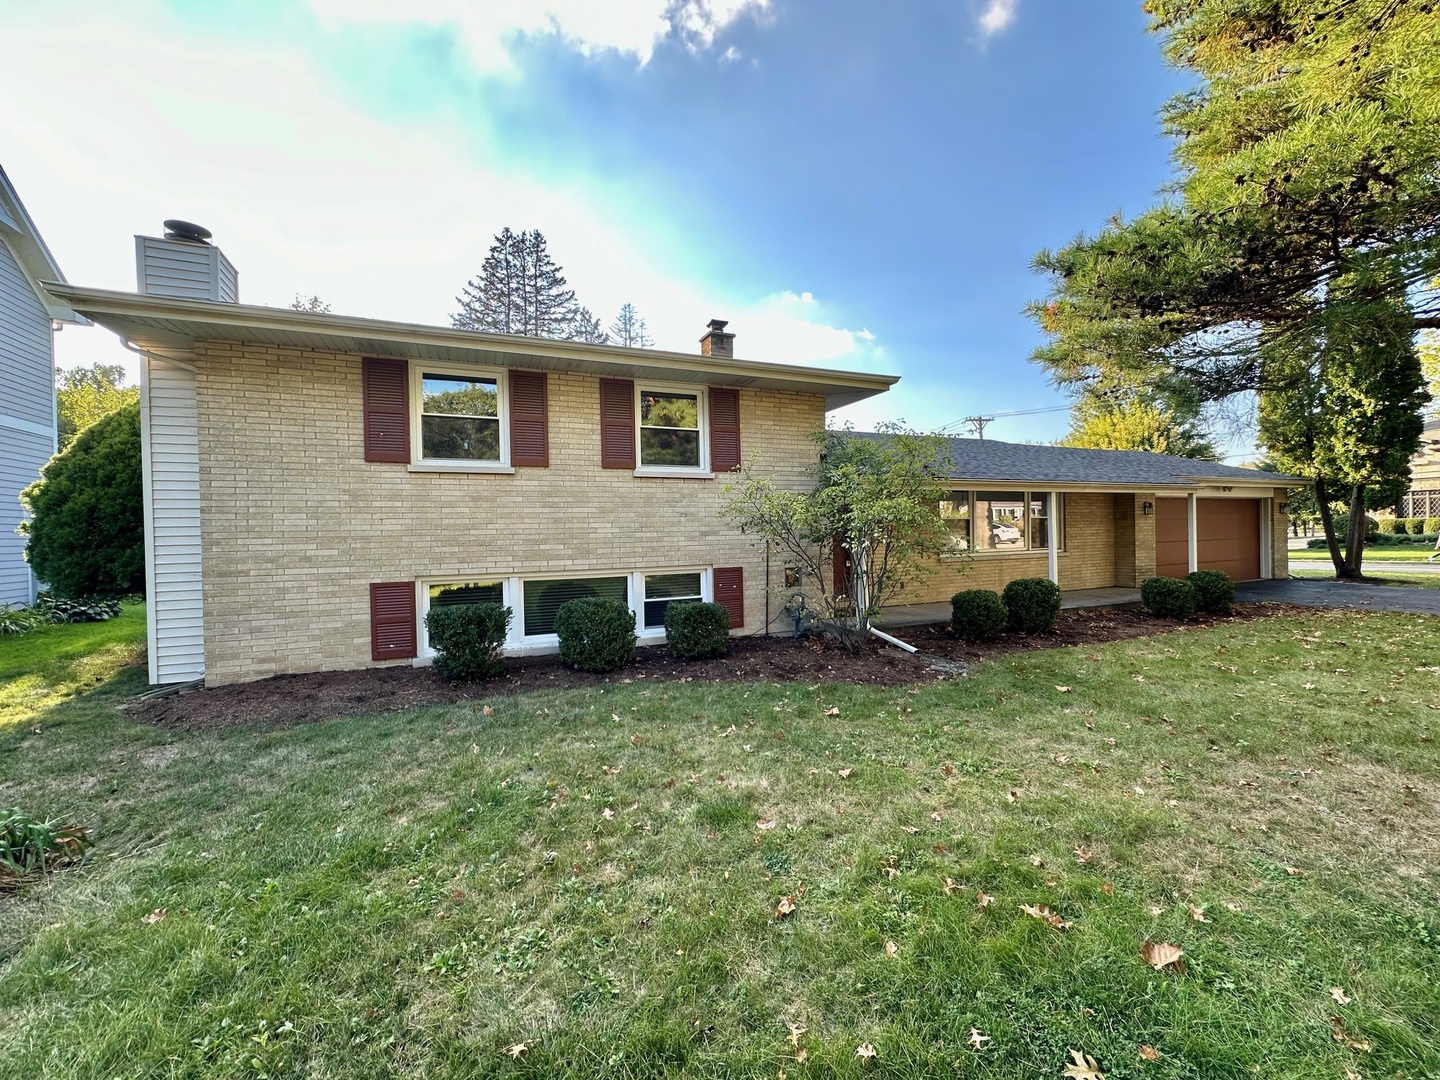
1142,501 -> 1154,516
1279,502 -> 1289,515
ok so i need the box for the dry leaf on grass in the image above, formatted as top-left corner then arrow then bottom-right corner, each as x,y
141,908 -> 167,924
482,705 -> 494,716
941,762 -> 956,775
1020,904 -> 1072,930
943,877 -> 960,895
968,1028 -> 991,1050
1140,941 -> 1184,971
1102,881 -> 1114,896
1138,1045 -> 1161,1062
1006,789 -> 1021,803
825,706 -> 840,716
786,1021 -> 807,1045
502,1041 -> 535,1059
756,819 -> 778,831
1329,1016 -> 1372,1052
902,825 -> 920,835
1074,846 -> 1093,863
795,1047 -> 808,1063
1330,987 -> 1352,1005
775,895 -> 797,918
884,940 -> 899,958
837,768 -> 854,779
1062,1048 -> 1105,1080
1187,903 -> 1209,922
1056,685 -> 1072,693
854,1043 -> 877,1062
976,890 -> 996,908
601,807 -> 615,820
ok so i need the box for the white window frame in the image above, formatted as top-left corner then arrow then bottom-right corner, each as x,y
412,567 -> 715,663
941,489 -> 1065,558
409,361 -> 513,473
634,382 -> 710,478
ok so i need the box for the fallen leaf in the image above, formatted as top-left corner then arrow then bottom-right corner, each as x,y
1029,855 -> 1045,868
1062,1048 -> 1105,1080
775,895 -> 797,918
601,807 -> 615,820
1056,686 -> 1072,693
795,1047 -> 808,1064
786,1022 -> 807,1047
141,908 -> 167,924
930,812 -> 943,822
941,762 -> 956,776
838,768 -> 854,779
942,877 -> 960,895
630,733 -> 644,745
482,705 -> 495,716
854,1043 -> 877,1062
1187,904 -> 1209,923
1330,987 -> 1352,1005
1140,941 -> 1184,970
1328,1015 -> 1372,1052
968,1027 -> 991,1050
825,706 -> 841,717
1284,866 -> 1302,876
1138,1045 -> 1161,1062
1020,903 -> 1071,930
1102,881 -> 1114,896
1007,789 -> 1021,803
976,890 -> 996,908
757,819 -> 778,831
1074,846 -> 1093,863
502,1041 -> 534,1060
602,764 -> 622,775
902,825 -> 920,835
883,940 -> 899,958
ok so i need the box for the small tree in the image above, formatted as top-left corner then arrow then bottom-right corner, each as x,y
1059,391 -> 1215,459
289,294 -> 332,313
610,303 -> 654,348
722,425 -> 954,649
56,363 -> 139,450
21,401 -> 144,598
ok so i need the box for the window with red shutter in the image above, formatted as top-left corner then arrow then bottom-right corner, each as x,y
370,581 -> 417,660
709,387 -> 741,473
713,566 -> 744,629
509,370 -> 549,467
599,378 -> 636,469
362,358 -> 410,463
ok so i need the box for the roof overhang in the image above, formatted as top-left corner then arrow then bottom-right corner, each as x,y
44,284 -> 899,411
0,165 -> 78,323
942,477 -> 1306,492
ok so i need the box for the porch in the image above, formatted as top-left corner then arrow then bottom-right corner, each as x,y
874,586 -> 1143,630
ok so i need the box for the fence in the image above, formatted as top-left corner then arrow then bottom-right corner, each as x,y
1399,489 -> 1440,520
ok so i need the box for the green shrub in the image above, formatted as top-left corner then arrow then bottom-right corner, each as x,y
951,589 -> 1008,642
1377,517 -> 1403,534
1186,569 -> 1234,614
663,601 -> 731,660
1409,517 -> 1427,535
1426,518 -> 1440,535
425,603 -> 511,681
1,807 -> 89,888
555,597 -> 636,673
34,595 -> 122,624
1331,513 -> 1378,539
1001,577 -> 1062,634
0,604 -> 43,636
21,402 -> 144,599
1141,576 -> 1196,620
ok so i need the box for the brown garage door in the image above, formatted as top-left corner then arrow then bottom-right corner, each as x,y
1154,498 -> 1262,581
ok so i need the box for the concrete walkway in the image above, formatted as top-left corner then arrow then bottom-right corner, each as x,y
1237,578 -> 1440,615
876,586 -> 1141,629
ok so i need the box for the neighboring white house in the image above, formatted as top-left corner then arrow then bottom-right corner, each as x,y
0,165 -> 76,606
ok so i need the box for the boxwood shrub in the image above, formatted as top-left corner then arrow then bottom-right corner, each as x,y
1001,577 -> 1062,634
950,589 -> 1008,642
1409,517 -> 1427,535
555,597 -> 636,672
1427,518 -> 1440,536
1185,569 -> 1234,615
425,603 -> 511,682
664,600 -> 731,659
1141,576 -> 1196,620
1378,517 -> 1403,535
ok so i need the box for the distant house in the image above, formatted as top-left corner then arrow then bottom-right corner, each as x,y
1398,416 -> 1440,521
45,223 -> 1298,687
0,166 -> 76,607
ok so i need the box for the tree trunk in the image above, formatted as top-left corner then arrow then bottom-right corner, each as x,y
1342,484 -> 1367,579
1313,478 -> 1347,577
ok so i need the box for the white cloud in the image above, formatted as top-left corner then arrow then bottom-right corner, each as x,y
977,0 -> 1019,36
305,0 -> 771,71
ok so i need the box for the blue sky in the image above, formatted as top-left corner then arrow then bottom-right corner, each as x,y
1,0 -> 1190,443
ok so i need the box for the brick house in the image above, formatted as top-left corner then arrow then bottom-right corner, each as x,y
47,226 -> 1295,686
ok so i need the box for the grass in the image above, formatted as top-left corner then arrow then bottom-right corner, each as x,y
0,602 -> 147,728
3,607 -> 1440,1077
1292,569 -> 1440,589
1290,546 -> 1439,563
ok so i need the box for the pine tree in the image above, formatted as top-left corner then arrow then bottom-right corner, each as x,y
610,303 -> 654,348
452,228 -> 598,340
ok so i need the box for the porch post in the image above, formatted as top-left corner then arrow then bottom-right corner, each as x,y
1186,493 -> 1199,573
1047,490 -> 1060,585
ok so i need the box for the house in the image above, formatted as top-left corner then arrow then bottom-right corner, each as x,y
43,224 -> 1295,687
1397,415 -> 1440,521
884,438 -> 1296,607
0,166 -> 77,607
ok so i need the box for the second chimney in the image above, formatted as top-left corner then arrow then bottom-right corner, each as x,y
700,318 -> 734,359
135,219 -> 239,302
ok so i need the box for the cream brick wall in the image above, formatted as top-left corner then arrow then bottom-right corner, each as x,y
1271,487 -> 1290,578
193,343 -> 825,684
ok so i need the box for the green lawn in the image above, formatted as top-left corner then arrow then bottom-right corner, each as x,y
1292,569 -> 1440,590
3,606 -> 1440,1078
1290,546 -> 1439,563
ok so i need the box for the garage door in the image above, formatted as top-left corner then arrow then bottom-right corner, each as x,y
1154,498 -> 1263,581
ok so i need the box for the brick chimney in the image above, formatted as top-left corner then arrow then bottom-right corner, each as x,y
700,318 -> 734,359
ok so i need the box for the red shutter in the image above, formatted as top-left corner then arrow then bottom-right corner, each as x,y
709,387 -> 741,473
362,358 -> 410,463
599,378 -> 636,469
509,369 -> 549,467
714,566 -> 744,629
370,582 -> 417,661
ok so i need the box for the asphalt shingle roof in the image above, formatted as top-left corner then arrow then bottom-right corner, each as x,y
856,433 -> 1302,489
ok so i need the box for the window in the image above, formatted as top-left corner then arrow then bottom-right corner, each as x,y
943,491 -> 1063,554
522,575 -> 629,637
638,386 -> 705,470
642,572 -> 703,629
420,579 -> 504,655
414,365 -> 506,465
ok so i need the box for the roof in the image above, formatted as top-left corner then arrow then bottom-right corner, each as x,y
0,165 -> 76,322
859,433 -> 1305,490
43,284 -> 899,411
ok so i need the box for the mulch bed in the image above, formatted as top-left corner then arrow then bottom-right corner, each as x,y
128,602 -> 1307,733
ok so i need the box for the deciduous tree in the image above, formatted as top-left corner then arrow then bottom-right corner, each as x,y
55,363 -> 139,450
1060,392 -> 1215,458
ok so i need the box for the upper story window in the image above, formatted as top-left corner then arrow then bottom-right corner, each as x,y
638,385 -> 707,472
414,364 -> 507,466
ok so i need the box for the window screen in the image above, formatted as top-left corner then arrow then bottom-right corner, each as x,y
642,572 -> 704,629
523,576 -> 629,636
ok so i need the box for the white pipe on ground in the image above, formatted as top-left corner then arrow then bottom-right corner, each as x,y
868,626 -> 918,653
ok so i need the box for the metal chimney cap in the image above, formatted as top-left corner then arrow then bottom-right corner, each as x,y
162,219 -> 212,244
706,318 -> 729,332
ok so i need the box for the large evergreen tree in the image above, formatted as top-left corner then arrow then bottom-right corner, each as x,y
1028,0 -> 1439,578
452,228 -> 603,342
610,303 -> 655,348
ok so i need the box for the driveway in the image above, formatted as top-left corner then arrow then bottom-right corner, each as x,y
1238,578 -> 1440,615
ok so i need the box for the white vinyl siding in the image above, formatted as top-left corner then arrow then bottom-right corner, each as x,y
142,356 -> 205,683
0,235 -> 55,605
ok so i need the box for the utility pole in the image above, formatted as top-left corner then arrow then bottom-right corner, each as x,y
963,415 -> 995,440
